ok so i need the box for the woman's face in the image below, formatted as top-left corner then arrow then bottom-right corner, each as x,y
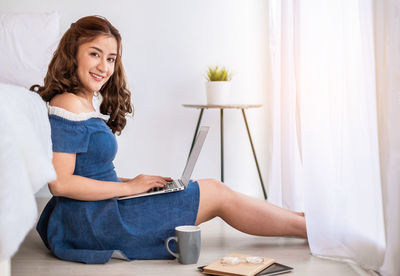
76,35 -> 118,94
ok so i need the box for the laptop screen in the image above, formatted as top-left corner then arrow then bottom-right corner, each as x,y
181,126 -> 209,186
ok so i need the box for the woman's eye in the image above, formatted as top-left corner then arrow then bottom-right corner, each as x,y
107,57 -> 115,63
90,52 -> 100,57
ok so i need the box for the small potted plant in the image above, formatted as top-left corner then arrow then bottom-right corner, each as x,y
205,65 -> 232,105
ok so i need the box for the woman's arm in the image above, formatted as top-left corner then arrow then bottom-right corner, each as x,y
46,94 -> 173,200
50,152 -> 172,201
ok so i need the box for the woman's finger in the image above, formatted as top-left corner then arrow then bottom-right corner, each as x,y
152,179 -> 166,186
153,175 -> 172,181
153,182 -> 165,189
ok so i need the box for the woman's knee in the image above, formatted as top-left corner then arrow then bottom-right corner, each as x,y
197,178 -> 232,213
198,178 -> 230,197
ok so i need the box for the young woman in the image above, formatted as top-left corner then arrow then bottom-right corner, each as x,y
33,15 -> 306,264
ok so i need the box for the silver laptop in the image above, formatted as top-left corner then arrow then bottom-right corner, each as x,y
118,126 -> 209,200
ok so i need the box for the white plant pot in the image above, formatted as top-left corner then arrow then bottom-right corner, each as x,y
206,81 -> 232,105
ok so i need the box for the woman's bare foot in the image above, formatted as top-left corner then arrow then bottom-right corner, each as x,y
290,210 -> 305,217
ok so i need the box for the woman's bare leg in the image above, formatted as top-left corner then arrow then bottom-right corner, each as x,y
194,179 -> 307,238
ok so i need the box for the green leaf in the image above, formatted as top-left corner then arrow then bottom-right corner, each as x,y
205,65 -> 232,81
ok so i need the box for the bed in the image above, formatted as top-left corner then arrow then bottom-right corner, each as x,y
0,11 -> 59,276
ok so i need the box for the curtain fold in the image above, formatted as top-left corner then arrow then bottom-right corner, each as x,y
266,0 -> 399,275
266,0 -> 304,212
374,1 -> 400,275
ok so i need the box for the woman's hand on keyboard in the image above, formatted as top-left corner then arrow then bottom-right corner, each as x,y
122,174 -> 173,196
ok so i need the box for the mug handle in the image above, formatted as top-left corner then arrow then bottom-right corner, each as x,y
165,236 -> 179,258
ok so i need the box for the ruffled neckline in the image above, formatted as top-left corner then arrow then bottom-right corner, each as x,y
47,103 -> 106,121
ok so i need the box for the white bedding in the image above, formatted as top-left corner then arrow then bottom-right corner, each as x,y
0,12 -> 59,88
0,83 -> 56,260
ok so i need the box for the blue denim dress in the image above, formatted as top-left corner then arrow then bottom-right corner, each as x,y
36,110 -> 200,264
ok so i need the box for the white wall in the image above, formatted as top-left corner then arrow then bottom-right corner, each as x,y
1,0 -> 269,199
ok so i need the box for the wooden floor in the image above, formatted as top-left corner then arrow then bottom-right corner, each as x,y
11,198 -> 361,276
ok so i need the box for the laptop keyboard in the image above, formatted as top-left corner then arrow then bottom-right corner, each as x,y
149,181 -> 181,193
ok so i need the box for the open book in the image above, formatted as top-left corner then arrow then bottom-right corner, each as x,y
202,253 -> 275,276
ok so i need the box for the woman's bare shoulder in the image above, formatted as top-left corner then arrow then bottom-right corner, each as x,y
49,93 -> 91,114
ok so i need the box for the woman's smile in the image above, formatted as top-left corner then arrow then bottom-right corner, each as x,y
89,72 -> 105,82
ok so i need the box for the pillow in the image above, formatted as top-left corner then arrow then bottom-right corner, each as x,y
0,12 -> 59,88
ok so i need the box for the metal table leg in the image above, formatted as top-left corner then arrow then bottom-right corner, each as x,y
241,109 -> 267,200
220,108 -> 224,183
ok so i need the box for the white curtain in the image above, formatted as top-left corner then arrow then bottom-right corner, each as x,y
374,1 -> 400,275
266,1 -> 399,275
266,0 -> 304,212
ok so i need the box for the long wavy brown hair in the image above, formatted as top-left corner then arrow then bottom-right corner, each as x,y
30,15 -> 133,135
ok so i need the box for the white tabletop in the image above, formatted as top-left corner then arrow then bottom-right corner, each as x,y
182,104 -> 262,109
